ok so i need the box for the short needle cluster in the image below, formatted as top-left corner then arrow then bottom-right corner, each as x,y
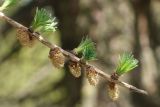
116,52 -> 138,76
74,37 -> 96,61
31,8 -> 57,34
0,0 -> 18,11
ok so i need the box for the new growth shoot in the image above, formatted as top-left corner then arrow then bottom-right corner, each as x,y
116,52 -> 139,76
0,0 -> 18,11
74,37 -> 96,61
31,8 -> 57,34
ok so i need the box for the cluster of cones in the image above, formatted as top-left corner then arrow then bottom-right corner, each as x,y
16,27 -> 119,101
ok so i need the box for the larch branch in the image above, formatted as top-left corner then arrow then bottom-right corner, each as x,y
0,11 -> 148,95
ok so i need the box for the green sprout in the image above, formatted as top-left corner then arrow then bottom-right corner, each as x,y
74,37 -> 94,53
74,37 -> 96,61
116,52 -> 138,76
31,8 -> 57,33
82,45 -> 96,61
0,0 -> 18,11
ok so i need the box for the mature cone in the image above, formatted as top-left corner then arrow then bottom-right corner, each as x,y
86,66 -> 99,86
16,28 -> 34,47
68,61 -> 81,77
107,82 -> 119,101
49,47 -> 65,68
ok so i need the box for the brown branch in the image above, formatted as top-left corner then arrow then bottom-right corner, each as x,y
0,11 -> 148,95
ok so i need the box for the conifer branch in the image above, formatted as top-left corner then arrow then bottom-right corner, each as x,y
0,11 -> 148,95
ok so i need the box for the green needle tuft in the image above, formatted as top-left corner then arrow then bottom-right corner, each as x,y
82,44 -> 96,61
0,0 -> 18,11
74,37 -> 96,61
31,8 -> 57,34
74,37 -> 94,53
116,52 -> 138,76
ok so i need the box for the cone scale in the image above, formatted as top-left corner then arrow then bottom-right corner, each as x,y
107,72 -> 119,101
68,61 -> 81,78
107,82 -> 119,101
49,47 -> 65,68
85,66 -> 99,86
16,28 -> 35,47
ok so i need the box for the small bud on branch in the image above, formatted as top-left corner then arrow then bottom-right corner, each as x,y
86,65 -> 99,86
107,82 -> 119,101
49,47 -> 65,68
16,28 -> 35,47
68,61 -> 81,77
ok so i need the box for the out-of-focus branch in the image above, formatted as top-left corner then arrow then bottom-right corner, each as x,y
0,11 -> 148,95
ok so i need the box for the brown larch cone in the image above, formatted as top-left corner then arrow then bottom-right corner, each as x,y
68,61 -> 81,77
107,82 -> 119,101
49,47 -> 65,68
86,66 -> 99,86
16,28 -> 35,47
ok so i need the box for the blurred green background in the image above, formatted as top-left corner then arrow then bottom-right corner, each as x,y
0,0 -> 160,107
